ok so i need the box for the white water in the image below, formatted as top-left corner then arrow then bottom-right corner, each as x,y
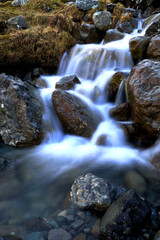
22,17 -> 159,182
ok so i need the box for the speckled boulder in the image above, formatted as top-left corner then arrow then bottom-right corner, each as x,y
0,73 -> 43,147
76,0 -> 98,10
55,75 -> 81,90
69,173 -> 126,211
147,34 -> 160,60
92,11 -> 112,31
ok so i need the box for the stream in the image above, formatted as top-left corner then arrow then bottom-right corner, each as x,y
0,13 -> 160,233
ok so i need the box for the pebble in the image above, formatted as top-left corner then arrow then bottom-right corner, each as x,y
73,233 -> 86,240
48,228 -> 72,240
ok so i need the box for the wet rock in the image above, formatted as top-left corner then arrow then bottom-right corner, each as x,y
11,0 -> 29,6
69,173 -> 126,211
117,21 -> 133,33
8,16 -> 28,29
92,11 -> 112,31
48,228 -> 72,240
126,59 -> 160,143
91,219 -> 101,238
129,36 -> 150,62
101,190 -> 151,238
76,0 -> 98,10
52,90 -> 101,138
143,13 -> 160,29
33,78 -> 47,88
103,29 -> 124,44
96,134 -> 108,146
151,151 -> 160,172
79,23 -> 99,44
109,103 -> 131,121
24,217 -> 52,232
55,75 -> 81,90
147,34 -> 160,60
145,20 -> 160,36
106,71 -> 126,102
73,234 -> 86,240
32,68 -> 44,78
0,73 -> 43,147
0,157 -> 12,171
154,230 -> 160,240
0,236 -> 22,240
24,231 -> 47,240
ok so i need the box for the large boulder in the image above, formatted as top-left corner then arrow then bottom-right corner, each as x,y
0,73 -> 43,147
76,0 -> 98,10
147,34 -> 160,60
117,21 -> 133,34
109,103 -> 131,121
69,173 -> 126,211
55,75 -> 81,90
101,190 -> 151,238
92,11 -> 112,31
52,90 -> 101,137
126,59 -> 160,142
145,20 -> 160,37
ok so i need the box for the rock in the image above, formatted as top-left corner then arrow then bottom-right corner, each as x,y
101,190 -> 151,238
0,236 -> 22,240
92,11 -> 112,31
69,173 -> 126,211
79,23 -> 99,44
25,217 -> 52,232
154,230 -> 160,240
129,36 -> 150,62
73,234 -> 86,240
76,0 -> 98,10
145,20 -> 160,36
11,0 -> 29,6
33,78 -> 47,88
106,71 -> 126,102
48,229 -> 72,240
52,90 -> 101,138
32,68 -> 44,78
106,3 -> 116,13
8,16 -> 28,29
96,134 -> 108,146
142,13 -> 160,29
117,21 -> 133,33
126,59 -> 160,143
55,75 -> 81,90
91,219 -> 101,238
24,231 -> 47,240
0,157 -> 13,171
151,151 -> 160,172
0,73 -> 43,147
147,34 -> 160,60
109,103 -> 131,121
103,29 -> 124,44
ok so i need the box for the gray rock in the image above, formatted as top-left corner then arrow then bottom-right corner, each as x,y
103,29 -> 124,44
92,11 -> 112,31
69,173 -> 126,211
52,90 -> 102,138
154,230 -> 160,240
48,229 -> 72,240
11,0 -> 29,6
8,16 -> 28,29
147,34 -> 160,60
145,20 -> 160,36
101,190 -> 151,237
55,75 -> 81,90
70,220 -> 84,230
117,22 -> 133,34
80,23 -> 99,44
0,73 -> 43,147
76,0 -> 98,10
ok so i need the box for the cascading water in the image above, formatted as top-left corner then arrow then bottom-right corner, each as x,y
1,14 -> 160,228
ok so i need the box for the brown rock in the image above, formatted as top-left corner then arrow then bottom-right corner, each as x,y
126,59 -> 160,143
109,102 -> 131,121
55,75 -> 81,90
73,234 -> 86,240
52,90 -> 101,138
129,36 -> 150,61
147,34 -> 160,60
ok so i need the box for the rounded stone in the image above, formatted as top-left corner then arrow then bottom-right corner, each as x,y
92,11 -> 112,31
48,229 -> 72,240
